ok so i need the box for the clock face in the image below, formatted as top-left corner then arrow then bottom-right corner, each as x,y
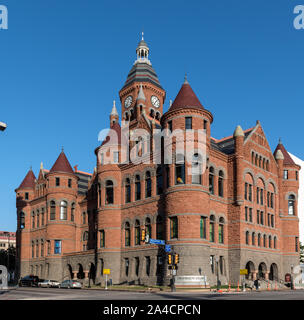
151,95 -> 160,108
124,95 -> 133,108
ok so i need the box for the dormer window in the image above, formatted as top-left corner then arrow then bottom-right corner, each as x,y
56,177 -> 60,186
25,192 -> 29,200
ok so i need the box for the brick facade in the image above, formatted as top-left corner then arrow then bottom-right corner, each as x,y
15,37 -> 301,287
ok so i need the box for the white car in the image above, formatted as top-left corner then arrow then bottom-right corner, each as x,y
39,279 -> 60,288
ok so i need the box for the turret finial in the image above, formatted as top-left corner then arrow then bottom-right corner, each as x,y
184,72 -> 188,84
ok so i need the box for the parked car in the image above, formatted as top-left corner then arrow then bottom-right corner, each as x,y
19,275 -> 40,287
59,280 -> 82,289
39,279 -> 60,288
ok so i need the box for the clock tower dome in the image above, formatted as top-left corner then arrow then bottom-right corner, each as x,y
119,33 -> 166,128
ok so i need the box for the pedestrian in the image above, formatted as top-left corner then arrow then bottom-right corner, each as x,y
254,278 -> 259,291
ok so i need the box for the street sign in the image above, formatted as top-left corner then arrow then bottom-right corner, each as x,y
165,244 -> 171,252
149,238 -> 165,245
240,269 -> 248,275
103,269 -> 111,275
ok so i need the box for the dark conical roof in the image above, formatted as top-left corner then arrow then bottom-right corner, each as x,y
273,142 -> 296,166
50,151 -> 74,174
18,169 -> 36,189
169,81 -> 204,111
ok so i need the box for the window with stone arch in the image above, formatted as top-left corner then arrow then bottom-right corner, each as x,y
256,177 -> 265,206
252,232 -> 256,246
145,217 -> 152,239
218,170 -> 224,197
50,201 -> 56,220
288,194 -> 296,215
258,233 -> 261,246
135,220 -> 140,245
267,182 -> 275,210
125,178 -> 131,203
60,200 -> 67,220
245,231 -> 249,245
274,236 -> 277,249
105,180 -> 114,204
175,154 -> 185,185
71,203 -> 75,222
192,153 -> 202,185
209,215 -> 215,242
125,222 -> 130,247
244,172 -> 254,202
145,171 -> 152,198
218,217 -> 224,244
209,167 -> 215,194
269,235 -> 272,248
135,175 -> 141,201
20,212 -> 25,229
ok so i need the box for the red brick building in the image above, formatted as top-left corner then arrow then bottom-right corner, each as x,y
15,36 -> 300,287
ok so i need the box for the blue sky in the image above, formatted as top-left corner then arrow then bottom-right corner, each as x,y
0,0 -> 303,231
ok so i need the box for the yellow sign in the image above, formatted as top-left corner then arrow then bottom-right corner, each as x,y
240,269 -> 248,275
103,269 -> 111,275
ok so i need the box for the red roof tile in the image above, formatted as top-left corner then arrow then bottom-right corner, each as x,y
273,143 -> 296,166
169,82 -> 204,111
18,170 -> 36,189
50,151 -> 74,174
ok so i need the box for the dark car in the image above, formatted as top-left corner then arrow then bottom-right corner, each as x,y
19,275 -> 40,287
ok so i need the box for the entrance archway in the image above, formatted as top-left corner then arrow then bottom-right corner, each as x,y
258,262 -> 267,279
77,264 -> 85,279
269,263 -> 278,281
245,261 -> 255,280
89,263 -> 96,284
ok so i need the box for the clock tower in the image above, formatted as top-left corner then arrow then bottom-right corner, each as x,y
119,34 -> 166,129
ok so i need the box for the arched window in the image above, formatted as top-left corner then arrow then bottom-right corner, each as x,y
83,231 -> 89,241
252,232 -> 255,246
135,175 -> 141,200
263,234 -> 267,247
145,217 -> 151,239
269,235 -> 272,248
50,201 -> 56,220
60,201 -> 67,220
145,171 -> 151,198
135,220 -> 140,245
41,239 -> 44,257
209,215 -> 215,242
170,216 -> 178,239
258,233 -> 261,246
105,180 -> 114,204
32,212 -> 35,228
175,154 -> 185,185
125,178 -> 131,203
125,222 -> 130,247
218,170 -> 224,197
20,212 -> 25,229
274,236 -> 277,249
71,203 -> 75,222
288,195 -> 295,215
251,152 -> 254,164
41,208 -> 45,226
156,166 -> 163,195
255,154 -> 258,166
36,210 -> 40,228
156,216 -> 163,240
32,241 -> 34,258
246,231 -> 249,245
219,217 -> 224,244
209,167 -> 215,194
192,153 -> 202,184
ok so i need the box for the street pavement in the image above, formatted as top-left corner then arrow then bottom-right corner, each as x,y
1,287 -> 304,300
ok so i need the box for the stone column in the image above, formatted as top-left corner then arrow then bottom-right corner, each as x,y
252,271 -> 257,280
72,271 -> 78,280
265,272 -> 269,280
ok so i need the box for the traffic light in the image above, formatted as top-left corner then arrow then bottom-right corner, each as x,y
167,254 -> 172,265
174,254 -> 179,264
141,229 -> 146,242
